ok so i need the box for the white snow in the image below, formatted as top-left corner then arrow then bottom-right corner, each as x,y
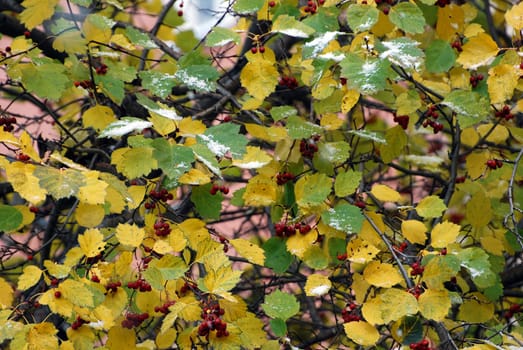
379,40 -> 423,71
309,284 -> 330,296
198,134 -> 229,157
99,118 -> 152,138
304,32 -> 340,57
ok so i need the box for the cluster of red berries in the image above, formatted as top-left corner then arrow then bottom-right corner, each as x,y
122,312 -> 149,329
451,40 -> 463,52
251,46 -> 266,54
105,281 -> 122,293
73,80 -> 94,89
154,300 -> 175,314
279,75 -> 298,89
299,134 -> 321,158
145,188 -> 174,209
71,316 -> 88,330
341,302 -> 361,323
177,1 -> 184,16
337,252 -> 347,261
495,105 -> 514,120
95,63 -> 108,75
210,183 -> 229,195
410,261 -> 424,276
153,219 -> 171,237
304,0 -> 325,14
91,274 -> 100,283
17,153 -> 30,162
486,159 -> 503,170
505,304 -> 521,319
198,302 -> 229,338
127,279 -> 152,292
179,281 -> 194,295
422,106 -> 444,134
394,241 -> 408,253
0,117 -> 16,132
274,222 -> 311,237
276,172 -> 295,185
408,285 -> 424,299
410,339 -> 430,350
393,114 -> 409,130
436,0 -> 450,6
469,73 -> 484,88
29,205 -> 39,213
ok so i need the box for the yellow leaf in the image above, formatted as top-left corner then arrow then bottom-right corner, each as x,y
457,292 -> 494,323
152,238 -> 173,255
106,326 -> 136,350
156,328 -> 177,349
19,131 -> 41,162
19,0 -> 60,29
76,203 -> 105,228
178,168 -> 211,185
359,212 -> 387,249
235,314 -> 268,348
480,235 -> 505,256
418,289 -> 451,321
230,238 -> 265,265
115,223 -> 145,248
110,33 -> 135,50
83,14 -> 112,44
242,175 -> 278,207
60,279 -> 94,307
304,274 -> 331,296
5,162 -> 47,204
0,277 -> 14,308
436,5 -> 464,41
466,189 -> 492,229
245,124 -> 287,142
464,23 -> 484,38
127,185 -> 146,210
27,322 -> 59,350
240,50 -> 279,101
449,67 -> 470,90
341,89 -> 360,114
422,255 -> 459,290
466,151 -> 490,179
370,184 -> 402,202
344,321 -> 380,346
286,229 -> 318,258
14,205 -> 35,228
320,113 -> 345,131
477,123 -> 509,144
460,127 -> 479,147
431,221 -> 461,248
506,2 -> 523,30
44,261 -> 70,279
401,220 -> 427,245
78,228 -> 106,258
201,266 -> 243,300
487,64 -> 519,104
363,261 -> 403,288
53,30 -> 87,54
39,288 -> 74,318
346,237 -> 380,264
416,195 -> 447,218
149,112 -> 177,136
178,117 -> 206,136
312,75 -> 337,100
362,288 -> 419,325
395,90 -> 421,116
18,265 -> 42,290
11,37 -> 33,54
456,33 -> 498,69
82,105 -> 116,132
232,146 -> 272,169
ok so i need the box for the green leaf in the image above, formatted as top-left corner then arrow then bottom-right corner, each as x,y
302,245 -> 329,269
302,7 -> 340,32
415,195 -> 446,218
425,39 -> 456,73
34,167 -> 85,200
0,205 -> 23,232
457,247 -> 496,289
174,65 -> 219,93
377,37 -> 424,71
321,202 -> 364,234
295,173 -> 332,209
317,141 -> 351,165
142,267 -> 165,290
21,62 -> 69,101
233,0 -> 264,14
303,31 -> 340,60
191,143 -> 221,176
206,27 -> 241,47
441,90 -> 490,128
153,255 -> 187,280
136,93 -> 181,120
124,26 -> 157,48
263,237 -> 293,274
197,123 -> 248,158
97,74 -> 125,104
138,71 -> 176,98
380,125 -> 407,164
389,2 -> 426,34
334,170 -> 362,197
113,147 -> 158,179
346,4 -> 380,33
262,290 -> 300,320
340,54 -> 390,95
270,106 -> 297,121
99,117 -> 152,138
348,129 -> 386,144
272,15 -> 315,38
191,183 -> 223,220
269,318 -> 287,337
286,115 -> 323,139
152,139 -> 194,180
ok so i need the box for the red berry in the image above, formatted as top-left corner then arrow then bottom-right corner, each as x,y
268,0 -> 276,7
54,291 -> 61,298
91,275 -> 100,283
24,31 -> 31,38
251,47 -> 258,54
259,46 -> 266,53
177,10 -> 183,16
27,254 -> 33,261
382,6 -> 389,15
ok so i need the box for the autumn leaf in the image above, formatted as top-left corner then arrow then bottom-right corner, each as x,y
17,265 -> 42,290
344,321 -> 380,346
418,289 -> 451,321
401,220 -> 427,245
78,228 -> 106,258
431,221 -> 461,248
115,223 -> 145,248
415,195 -> 446,218
304,274 -> 331,297
456,33 -> 498,69
363,261 -> 403,288
20,0 -> 60,29
230,238 -> 265,265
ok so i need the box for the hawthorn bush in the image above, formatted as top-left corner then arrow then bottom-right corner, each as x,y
1,0 -> 523,349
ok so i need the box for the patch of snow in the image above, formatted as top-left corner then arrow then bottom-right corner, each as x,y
198,134 -> 229,157
309,284 -> 330,296
379,40 -> 423,71
276,28 -> 311,38
99,118 -> 152,138
304,32 -> 340,57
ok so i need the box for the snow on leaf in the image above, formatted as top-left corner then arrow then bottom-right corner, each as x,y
174,65 -> 219,93
302,31 -> 341,60
99,117 -> 152,138
346,5 -> 380,33
136,93 -> 182,120
378,37 -> 424,71
272,15 -> 315,38
348,129 -> 386,143
305,274 -> 331,297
